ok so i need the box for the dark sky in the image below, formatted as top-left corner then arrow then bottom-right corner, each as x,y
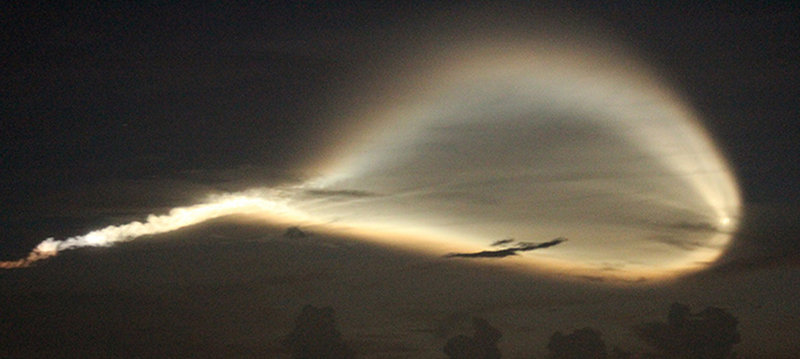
2,1 -> 799,357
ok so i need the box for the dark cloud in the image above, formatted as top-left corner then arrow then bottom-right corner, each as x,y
490,238 -> 514,247
304,189 -> 379,199
445,238 -> 567,259
281,305 -> 355,359
446,248 -> 521,259
515,239 -> 567,250
635,303 -> 740,359
284,226 -> 308,239
443,317 -> 502,359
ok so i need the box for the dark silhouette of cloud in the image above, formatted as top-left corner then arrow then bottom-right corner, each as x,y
304,189 -> 379,199
443,317 -> 502,359
515,239 -> 567,250
284,226 -> 308,239
446,238 -> 567,258
635,302 -> 740,359
281,305 -> 355,359
490,238 -> 514,247
547,327 -> 608,359
446,248 -> 522,258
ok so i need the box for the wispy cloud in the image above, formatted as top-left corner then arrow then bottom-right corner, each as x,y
304,189 -> 380,200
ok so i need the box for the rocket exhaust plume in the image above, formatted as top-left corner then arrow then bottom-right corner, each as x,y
0,24 -> 741,280
0,191 -> 298,269
0,241 -> 58,269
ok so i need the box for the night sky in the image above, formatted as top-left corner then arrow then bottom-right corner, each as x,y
2,2 -> 799,358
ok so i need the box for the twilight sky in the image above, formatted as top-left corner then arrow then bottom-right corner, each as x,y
1,2 -> 799,357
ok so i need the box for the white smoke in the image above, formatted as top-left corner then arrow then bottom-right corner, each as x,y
1,190 -> 300,269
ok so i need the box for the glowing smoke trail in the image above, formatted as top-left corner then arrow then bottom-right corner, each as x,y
1,191 -> 301,269
0,24 -> 742,279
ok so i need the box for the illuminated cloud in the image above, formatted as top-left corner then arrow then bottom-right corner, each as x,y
1,23 -> 740,281
298,34 -> 741,278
